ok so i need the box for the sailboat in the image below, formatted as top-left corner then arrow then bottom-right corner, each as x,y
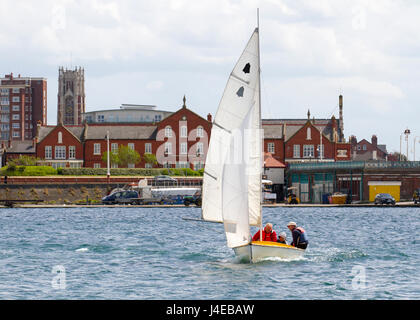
201,23 -> 305,263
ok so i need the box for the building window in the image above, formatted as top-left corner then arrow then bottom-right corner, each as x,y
180,126 -> 187,138
194,161 -> 204,170
197,142 -> 204,155
357,146 -> 361,150
1,124 -> 9,131
293,145 -> 300,158
127,163 -> 135,168
12,123 -> 20,129
1,106 -> 9,112
12,114 -> 20,120
128,143 -> 135,150
145,163 -> 153,169
55,146 -> 66,159
145,143 -> 152,154
0,96 -> 9,105
165,126 -> 172,138
12,88 -> 20,93
0,88 -> 9,95
317,145 -> 324,158
176,161 -> 189,169
267,143 -> 275,154
1,114 -> 10,122
12,96 -> 20,103
111,143 -> 118,154
69,146 -> 76,159
111,163 -> 118,168
69,162 -> 82,168
94,163 -> 101,168
165,142 -> 172,154
303,145 -> 315,158
306,127 -> 311,140
180,142 -> 188,154
12,105 -> 20,111
154,114 -> 162,122
97,115 -> 105,122
197,126 -> 204,138
12,131 -> 20,138
94,143 -> 101,155
45,146 -> 52,159
363,145 -> 367,151
58,132 -> 62,144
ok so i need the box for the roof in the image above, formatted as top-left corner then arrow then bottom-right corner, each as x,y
262,124 -> 283,139
85,125 -> 157,140
37,126 -> 85,142
6,141 -> 35,153
264,152 -> 286,168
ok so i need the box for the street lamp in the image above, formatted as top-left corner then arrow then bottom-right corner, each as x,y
106,130 -> 110,179
414,136 -> 420,162
404,128 -> 411,161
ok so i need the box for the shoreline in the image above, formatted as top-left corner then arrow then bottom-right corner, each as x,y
2,202 -> 418,209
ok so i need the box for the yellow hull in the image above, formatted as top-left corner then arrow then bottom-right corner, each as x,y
233,241 -> 305,263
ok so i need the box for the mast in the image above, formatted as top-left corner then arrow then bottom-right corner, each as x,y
257,8 -> 263,242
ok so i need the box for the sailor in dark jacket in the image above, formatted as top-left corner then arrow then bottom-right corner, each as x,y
287,221 -> 309,250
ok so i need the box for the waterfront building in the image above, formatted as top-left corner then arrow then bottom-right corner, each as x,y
350,135 -> 389,161
0,73 -> 47,142
33,97 -> 212,170
57,67 -> 85,125
288,161 -> 420,203
82,104 -> 173,124
262,95 -> 350,163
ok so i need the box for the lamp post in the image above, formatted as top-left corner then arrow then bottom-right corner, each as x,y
106,130 -> 110,180
415,136 -> 420,162
404,128 -> 411,161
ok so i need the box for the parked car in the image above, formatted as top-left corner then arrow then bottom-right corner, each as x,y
102,190 -> 140,205
413,188 -> 420,204
153,175 -> 178,186
374,193 -> 396,206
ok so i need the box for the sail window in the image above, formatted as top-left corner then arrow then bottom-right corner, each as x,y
236,86 -> 244,97
243,63 -> 250,74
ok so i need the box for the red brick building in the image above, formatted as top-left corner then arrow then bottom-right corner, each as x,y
350,135 -> 389,161
0,73 -> 47,142
34,99 -> 212,170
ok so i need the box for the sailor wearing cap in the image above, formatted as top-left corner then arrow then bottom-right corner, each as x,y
287,221 -> 309,250
277,232 -> 287,244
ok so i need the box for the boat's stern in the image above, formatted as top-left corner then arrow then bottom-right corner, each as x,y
232,244 -> 252,263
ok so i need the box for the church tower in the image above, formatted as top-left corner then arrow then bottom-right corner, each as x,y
57,67 -> 85,125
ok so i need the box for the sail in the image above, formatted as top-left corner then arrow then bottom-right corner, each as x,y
202,28 -> 261,247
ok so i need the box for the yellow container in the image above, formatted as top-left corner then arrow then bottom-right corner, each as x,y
331,194 -> 347,204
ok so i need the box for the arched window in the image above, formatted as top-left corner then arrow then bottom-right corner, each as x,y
197,126 -> 203,138
180,126 -> 187,138
306,127 -> 311,140
58,132 -> 62,144
165,126 -> 172,138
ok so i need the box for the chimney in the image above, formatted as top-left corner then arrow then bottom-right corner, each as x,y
207,113 -> 212,122
339,95 -> 344,141
371,135 -> 378,148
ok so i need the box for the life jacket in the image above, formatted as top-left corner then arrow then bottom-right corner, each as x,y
295,227 -> 308,244
262,231 -> 275,242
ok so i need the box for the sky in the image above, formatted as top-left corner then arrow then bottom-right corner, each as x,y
1,0 -> 419,159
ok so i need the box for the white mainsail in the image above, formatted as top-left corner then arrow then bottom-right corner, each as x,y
202,29 -> 262,248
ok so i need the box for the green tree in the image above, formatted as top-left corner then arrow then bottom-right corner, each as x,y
9,155 -> 39,166
118,145 -> 141,167
102,145 -> 141,168
143,153 -> 157,168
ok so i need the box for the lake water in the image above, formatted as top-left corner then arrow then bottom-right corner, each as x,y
0,206 -> 418,300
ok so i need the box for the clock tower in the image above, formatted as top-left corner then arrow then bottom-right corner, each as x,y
57,67 -> 85,125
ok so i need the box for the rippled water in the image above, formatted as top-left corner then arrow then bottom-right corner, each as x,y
0,206 -> 418,299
